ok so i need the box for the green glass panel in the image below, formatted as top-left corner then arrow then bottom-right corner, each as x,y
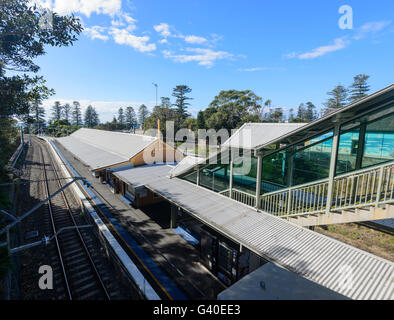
293,137 -> 333,185
362,113 -> 394,167
336,129 -> 360,175
199,164 -> 230,192
232,155 -> 257,194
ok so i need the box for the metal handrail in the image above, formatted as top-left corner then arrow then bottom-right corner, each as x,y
258,160 -> 394,218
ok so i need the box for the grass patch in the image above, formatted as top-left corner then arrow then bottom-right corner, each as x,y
316,223 -> 394,261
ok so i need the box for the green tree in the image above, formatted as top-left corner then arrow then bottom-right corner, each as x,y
51,101 -> 62,122
288,108 -> 295,122
30,99 -> 46,133
172,85 -> 192,128
84,105 -> 99,128
125,106 -> 137,130
323,84 -> 348,114
271,107 -> 284,123
184,118 -> 197,131
144,105 -> 176,138
72,101 -> 82,126
117,107 -> 125,127
0,1 -> 82,74
160,97 -> 171,109
197,111 -> 205,129
0,3 -> 81,275
205,90 -> 262,130
138,104 -> 149,130
304,102 -> 317,122
349,74 -> 370,102
297,103 -> 305,119
63,103 -> 71,123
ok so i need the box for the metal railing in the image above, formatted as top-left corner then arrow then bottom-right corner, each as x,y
259,160 -> 394,218
260,179 -> 329,217
219,188 -> 256,207
332,161 -> 394,210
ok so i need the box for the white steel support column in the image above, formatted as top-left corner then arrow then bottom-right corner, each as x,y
255,155 -> 263,209
326,123 -> 341,214
229,160 -> 234,199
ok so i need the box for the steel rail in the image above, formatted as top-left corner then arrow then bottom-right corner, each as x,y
44,139 -> 111,300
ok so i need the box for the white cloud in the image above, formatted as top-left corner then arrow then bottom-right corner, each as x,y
184,35 -> 208,45
163,48 -> 233,67
297,37 -> 349,60
237,67 -> 286,72
31,0 -> 122,17
84,26 -> 109,40
153,22 -> 218,47
154,23 -> 171,37
283,52 -> 297,59
110,27 -> 156,52
285,20 -> 391,60
353,21 -> 392,40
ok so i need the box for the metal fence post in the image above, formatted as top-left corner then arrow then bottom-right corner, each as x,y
255,155 -> 263,209
229,160 -> 234,199
375,166 -> 385,207
326,123 -> 340,214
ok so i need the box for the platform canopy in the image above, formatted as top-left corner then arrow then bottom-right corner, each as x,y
218,262 -> 349,300
222,122 -> 306,150
114,164 -> 394,300
57,128 -> 157,171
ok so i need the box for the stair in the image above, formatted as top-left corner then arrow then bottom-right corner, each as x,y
289,204 -> 394,227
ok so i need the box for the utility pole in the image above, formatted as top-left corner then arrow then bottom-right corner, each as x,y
152,82 -> 158,107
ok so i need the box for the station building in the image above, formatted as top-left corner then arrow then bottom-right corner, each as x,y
57,128 -> 184,206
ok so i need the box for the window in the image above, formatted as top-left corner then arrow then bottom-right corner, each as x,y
336,104 -> 394,173
292,137 -> 333,185
260,131 -> 333,192
362,113 -> 394,167
199,163 -> 230,192
232,155 -> 257,194
182,170 -> 198,184
336,128 -> 360,175
262,150 -> 289,192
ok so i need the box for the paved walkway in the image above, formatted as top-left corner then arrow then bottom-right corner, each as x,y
55,141 -> 225,299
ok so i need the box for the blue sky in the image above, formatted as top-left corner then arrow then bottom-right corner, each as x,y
31,0 -> 394,122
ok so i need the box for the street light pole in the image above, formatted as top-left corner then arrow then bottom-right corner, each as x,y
152,82 -> 158,107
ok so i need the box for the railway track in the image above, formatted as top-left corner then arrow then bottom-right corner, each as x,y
36,138 -> 118,300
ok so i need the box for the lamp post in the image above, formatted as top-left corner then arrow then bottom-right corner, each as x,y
152,82 -> 158,107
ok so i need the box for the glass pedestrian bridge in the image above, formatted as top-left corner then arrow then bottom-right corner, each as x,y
174,85 -> 394,226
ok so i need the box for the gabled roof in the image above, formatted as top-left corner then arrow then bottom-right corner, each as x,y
222,122 -> 307,150
57,128 -> 157,170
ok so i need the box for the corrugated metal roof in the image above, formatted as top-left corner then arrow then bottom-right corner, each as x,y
71,128 -> 157,159
114,165 -> 394,300
222,123 -> 307,149
57,128 -> 157,170
218,262 -> 349,300
169,155 -> 206,178
56,135 -> 128,170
